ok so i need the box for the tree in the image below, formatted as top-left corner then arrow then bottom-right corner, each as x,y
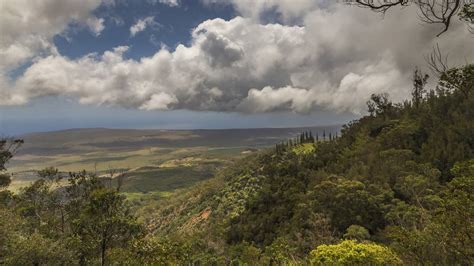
312,179 -> 391,233
0,173 -> 10,191
0,138 -> 23,190
460,3 -> 474,32
108,237 -> 193,265
16,178 -> 61,236
37,166 -> 61,183
309,240 -> 402,265
347,0 -> 473,36
69,187 -> 142,266
366,93 -> 393,117
438,64 -> 474,96
435,160 -> 474,263
412,69 -> 429,108
343,225 -> 370,241
385,160 -> 474,264
3,232 -> 75,265
263,237 -> 298,265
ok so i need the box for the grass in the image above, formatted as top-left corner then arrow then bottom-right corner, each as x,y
121,163 -> 223,193
8,180 -> 35,193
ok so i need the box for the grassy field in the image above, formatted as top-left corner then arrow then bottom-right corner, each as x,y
7,126 -> 341,195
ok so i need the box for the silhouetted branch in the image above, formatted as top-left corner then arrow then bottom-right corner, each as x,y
425,43 -> 450,75
347,0 -> 470,36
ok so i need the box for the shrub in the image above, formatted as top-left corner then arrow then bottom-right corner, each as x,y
309,240 -> 402,265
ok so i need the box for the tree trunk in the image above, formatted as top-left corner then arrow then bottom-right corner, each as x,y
60,208 -> 65,234
101,237 -> 107,266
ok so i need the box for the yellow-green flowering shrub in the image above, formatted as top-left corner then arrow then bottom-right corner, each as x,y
309,240 -> 402,265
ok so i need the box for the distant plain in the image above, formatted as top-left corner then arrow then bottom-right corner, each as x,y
8,126 -> 341,199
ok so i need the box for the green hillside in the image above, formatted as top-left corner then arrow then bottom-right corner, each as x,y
0,64 -> 472,265
141,65 -> 474,264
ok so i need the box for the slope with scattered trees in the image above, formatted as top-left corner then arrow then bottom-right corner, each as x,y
0,66 -> 472,265
130,64 -> 474,264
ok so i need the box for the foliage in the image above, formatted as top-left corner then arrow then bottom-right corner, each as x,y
460,3 -> 474,25
129,65 -> 474,263
386,159 -> 474,265
1,65 -> 473,264
343,225 -> 370,241
309,240 -> 402,265
69,187 -> 142,265
3,233 -> 75,266
108,237 -> 193,265
0,139 -> 22,190
1,168 -> 142,265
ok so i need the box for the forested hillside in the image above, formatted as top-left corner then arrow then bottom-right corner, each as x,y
140,65 -> 474,264
0,64 -> 473,265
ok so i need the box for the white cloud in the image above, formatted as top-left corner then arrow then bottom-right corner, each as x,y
238,86 -> 314,113
130,16 -> 157,37
202,0 -> 320,22
86,17 -> 106,36
0,0 -> 105,104
140,92 -> 178,110
158,0 -> 180,7
1,2 -> 473,114
147,0 -> 180,7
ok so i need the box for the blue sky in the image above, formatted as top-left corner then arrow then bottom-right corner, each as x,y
0,0 -> 471,135
54,1 -> 236,59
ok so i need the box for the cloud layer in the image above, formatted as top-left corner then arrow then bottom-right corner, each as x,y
130,16 -> 157,37
0,0 -> 105,104
1,1 -> 473,114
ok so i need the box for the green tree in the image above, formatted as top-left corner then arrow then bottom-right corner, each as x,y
343,225 -> 370,241
386,160 -> 474,264
312,178 -> 392,233
0,139 -> 22,191
309,240 -> 402,265
70,187 -> 142,266
3,232 -> 75,266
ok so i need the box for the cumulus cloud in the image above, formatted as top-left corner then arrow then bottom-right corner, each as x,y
201,0 -> 320,22
0,0 -> 106,105
238,86 -> 313,113
1,1 -> 473,114
140,92 -> 178,110
130,16 -> 158,37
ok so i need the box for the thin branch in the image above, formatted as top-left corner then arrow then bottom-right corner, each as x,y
347,0 -> 468,36
425,43 -> 450,75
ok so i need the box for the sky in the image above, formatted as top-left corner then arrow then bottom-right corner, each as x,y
0,0 -> 472,135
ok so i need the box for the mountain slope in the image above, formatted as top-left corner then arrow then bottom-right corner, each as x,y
143,65 -> 474,264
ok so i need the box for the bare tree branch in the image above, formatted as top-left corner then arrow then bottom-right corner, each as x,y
425,43 -> 450,75
347,0 -> 471,36
348,0 -> 410,13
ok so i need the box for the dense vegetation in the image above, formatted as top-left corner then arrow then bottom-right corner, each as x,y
0,64 -> 473,265
143,64 -> 474,264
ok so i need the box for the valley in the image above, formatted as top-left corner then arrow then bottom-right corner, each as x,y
7,126 -> 341,198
